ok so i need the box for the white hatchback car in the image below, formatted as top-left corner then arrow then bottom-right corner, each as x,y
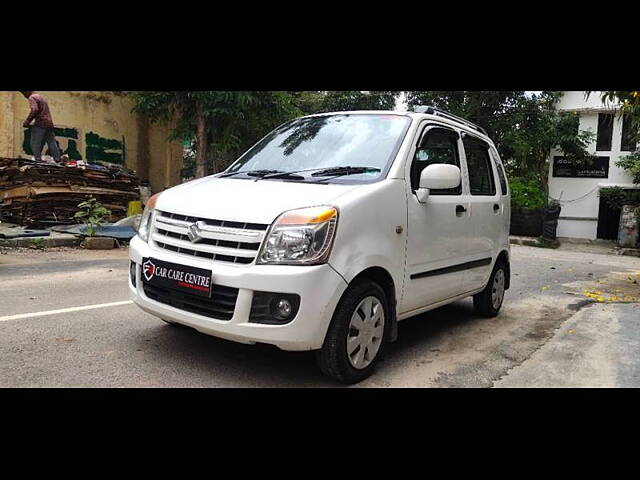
129,107 -> 511,384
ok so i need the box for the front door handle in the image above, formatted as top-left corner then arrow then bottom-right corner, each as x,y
456,205 -> 467,214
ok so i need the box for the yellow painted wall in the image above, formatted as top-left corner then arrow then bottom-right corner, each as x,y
0,91 -> 183,194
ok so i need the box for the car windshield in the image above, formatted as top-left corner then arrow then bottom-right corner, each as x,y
223,114 -> 411,183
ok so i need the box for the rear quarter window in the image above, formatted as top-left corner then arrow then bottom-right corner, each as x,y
493,153 -> 508,196
463,136 -> 496,196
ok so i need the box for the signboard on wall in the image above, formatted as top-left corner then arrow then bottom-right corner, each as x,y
552,156 -> 609,178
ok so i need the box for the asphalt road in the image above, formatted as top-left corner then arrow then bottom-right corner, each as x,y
1,244 -> 639,387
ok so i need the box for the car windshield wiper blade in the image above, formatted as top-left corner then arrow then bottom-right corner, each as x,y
257,170 -> 306,180
246,169 -> 284,177
219,169 -> 285,178
222,166 -> 379,181
310,166 -> 381,178
221,169 -> 305,180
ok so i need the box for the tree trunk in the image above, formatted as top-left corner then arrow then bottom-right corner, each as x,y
195,103 -> 207,178
207,132 -> 219,175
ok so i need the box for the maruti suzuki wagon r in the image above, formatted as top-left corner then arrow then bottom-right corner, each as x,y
129,107 -> 511,384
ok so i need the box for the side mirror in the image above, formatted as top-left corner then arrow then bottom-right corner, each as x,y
416,164 -> 461,203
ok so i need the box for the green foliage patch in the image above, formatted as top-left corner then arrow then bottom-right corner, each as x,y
509,179 -> 547,210
74,196 -> 112,237
616,152 -> 640,185
600,186 -> 640,210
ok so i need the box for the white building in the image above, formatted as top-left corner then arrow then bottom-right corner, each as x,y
548,91 -> 638,240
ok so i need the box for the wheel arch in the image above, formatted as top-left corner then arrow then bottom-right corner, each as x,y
349,266 -> 398,343
496,249 -> 511,290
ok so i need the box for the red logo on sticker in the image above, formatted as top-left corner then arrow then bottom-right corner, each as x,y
142,259 -> 156,281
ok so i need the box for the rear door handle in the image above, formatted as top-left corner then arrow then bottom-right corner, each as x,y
493,203 -> 500,212
456,205 -> 467,214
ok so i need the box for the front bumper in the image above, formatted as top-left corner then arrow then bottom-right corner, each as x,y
128,235 -> 347,351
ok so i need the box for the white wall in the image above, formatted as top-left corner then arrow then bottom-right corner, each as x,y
548,92 -> 635,239
557,91 -> 621,111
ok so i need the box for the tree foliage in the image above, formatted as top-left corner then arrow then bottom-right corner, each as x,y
131,90 -> 599,192
299,91 -> 398,114
600,186 -> 640,209
129,91 -> 301,177
405,91 -> 595,190
130,91 -> 400,179
616,152 -> 640,185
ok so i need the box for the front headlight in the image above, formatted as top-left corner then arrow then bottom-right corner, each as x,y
136,193 -> 160,243
257,206 -> 338,265
137,206 -> 154,242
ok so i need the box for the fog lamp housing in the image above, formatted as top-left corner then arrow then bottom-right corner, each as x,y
249,291 -> 301,325
130,261 -> 137,288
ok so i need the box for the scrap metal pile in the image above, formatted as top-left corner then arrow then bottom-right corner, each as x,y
0,157 -> 140,227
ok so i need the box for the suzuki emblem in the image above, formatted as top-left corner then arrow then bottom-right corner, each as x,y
187,223 -> 202,243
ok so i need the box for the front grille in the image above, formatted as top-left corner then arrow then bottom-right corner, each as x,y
151,210 -> 268,265
143,282 -> 239,321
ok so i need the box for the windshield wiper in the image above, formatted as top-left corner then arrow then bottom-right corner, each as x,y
256,170 -> 305,180
221,166 -> 380,181
310,166 -> 381,178
219,169 -> 302,179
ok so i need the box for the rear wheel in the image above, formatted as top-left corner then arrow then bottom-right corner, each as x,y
473,261 -> 507,317
316,280 -> 389,384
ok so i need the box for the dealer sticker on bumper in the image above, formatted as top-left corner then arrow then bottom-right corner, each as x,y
142,257 -> 213,298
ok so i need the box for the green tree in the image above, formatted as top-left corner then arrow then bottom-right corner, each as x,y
405,91 -> 595,194
130,91 -> 400,179
294,91 -> 399,115
129,91 -> 300,178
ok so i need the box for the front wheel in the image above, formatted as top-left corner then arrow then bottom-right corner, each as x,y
473,261 -> 507,317
316,280 -> 389,384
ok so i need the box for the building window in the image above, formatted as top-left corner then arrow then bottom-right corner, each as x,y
596,113 -> 614,152
621,114 -> 637,152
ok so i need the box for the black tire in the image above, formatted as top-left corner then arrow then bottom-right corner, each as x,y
316,279 -> 389,385
473,260 -> 508,317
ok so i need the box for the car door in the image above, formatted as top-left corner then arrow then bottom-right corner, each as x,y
461,134 -> 503,292
401,124 -> 472,315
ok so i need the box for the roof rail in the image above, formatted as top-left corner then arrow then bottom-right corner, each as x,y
413,105 -> 488,136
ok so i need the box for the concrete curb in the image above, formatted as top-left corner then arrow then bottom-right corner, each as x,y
0,234 -> 82,248
509,236 -> 560,249
617,248 -> 640,258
